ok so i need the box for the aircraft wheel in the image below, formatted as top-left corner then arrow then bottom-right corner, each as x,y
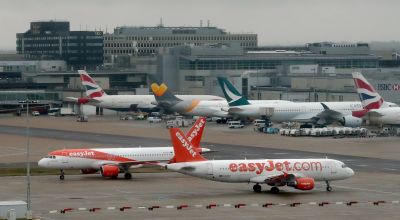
60,174 -> 65,180
124,173 -> 132,180
326,186 -> 332,192
253,184 -> 262,193
270,187 -> 280,194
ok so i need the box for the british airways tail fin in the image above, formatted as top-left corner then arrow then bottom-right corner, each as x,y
217,77 -> 250,106
169,128 -> 207,163
352,72 -> 383,110
78,70 -> 107,98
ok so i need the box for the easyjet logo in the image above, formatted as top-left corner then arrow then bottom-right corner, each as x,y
228,161 -> 322,174
68,151 -> 95,158
151,83 -> 168,96
176,131 -> 197,157
187,118 -> 205,142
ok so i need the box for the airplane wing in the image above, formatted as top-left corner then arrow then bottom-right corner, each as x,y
65,97 -> 79,102
290,103 -> 345,125
224,107 -> 244,113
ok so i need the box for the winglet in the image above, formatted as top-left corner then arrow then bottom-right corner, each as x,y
217,77 -> 250,106
78,70 -> 106,98
169,128 -> 207,163
320,103 -> 329,110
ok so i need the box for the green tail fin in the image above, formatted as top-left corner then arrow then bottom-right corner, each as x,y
217,77 -> 250,106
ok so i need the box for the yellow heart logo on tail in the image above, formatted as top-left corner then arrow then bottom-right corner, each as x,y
151,83 -> 168,97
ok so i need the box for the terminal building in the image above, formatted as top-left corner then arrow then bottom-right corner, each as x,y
103,25 -> 257,67
16,21 -> 103,70
2,20 -> 400,114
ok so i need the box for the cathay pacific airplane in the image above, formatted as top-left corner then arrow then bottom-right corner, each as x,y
217,77 -> 372,127
149,81 -> 290,118
352,72 -> 399,126
66,70 -> 224,112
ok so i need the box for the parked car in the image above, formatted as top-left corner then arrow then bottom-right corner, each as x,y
227,121 -> 244,129
147,117 -> 162,123
31,111 -> 40,116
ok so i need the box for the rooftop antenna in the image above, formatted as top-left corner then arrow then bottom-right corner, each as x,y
200,20 -> 203,27
159,17 -> 164,27
207,19 -> 210,27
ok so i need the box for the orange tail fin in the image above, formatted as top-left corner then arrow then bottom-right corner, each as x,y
169,128 -> 207,163
186,117 -> 206,149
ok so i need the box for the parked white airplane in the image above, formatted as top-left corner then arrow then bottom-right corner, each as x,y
165,127 -> 354,193
352,72 -> 400,126
66,70 -> 224,112
150,81 -> 291,118
217,77 -> 371,127
38,118 -> 210,180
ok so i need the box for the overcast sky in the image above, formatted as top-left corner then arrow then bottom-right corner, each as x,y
1,0 -> 399,50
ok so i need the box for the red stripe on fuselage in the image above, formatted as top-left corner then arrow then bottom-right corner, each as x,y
49,149 -> 135,162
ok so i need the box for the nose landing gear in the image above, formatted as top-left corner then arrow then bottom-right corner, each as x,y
326,181 -> 332,191
59,169 -> 65,180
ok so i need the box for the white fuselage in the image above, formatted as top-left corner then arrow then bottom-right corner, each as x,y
39,147 -> 203,170
166,158 -> 354,183
232,102 -> 363,122
89,95 -> 224,111
366,107 -> 400,125
171,99 -> 293,118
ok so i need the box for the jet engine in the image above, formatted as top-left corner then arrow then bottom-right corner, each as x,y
77,98 -> 90,104
288,177 -> 315,190
340,115 -> 363,127
80,168 -> 98,174
100,165 -> 119,178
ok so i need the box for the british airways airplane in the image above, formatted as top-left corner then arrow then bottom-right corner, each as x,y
66,70 -> 224,112
38,118 -> 210,180
352,72 -> 400,126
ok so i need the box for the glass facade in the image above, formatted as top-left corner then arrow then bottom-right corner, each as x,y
0,92 -> 59,102
180,57 -> 378,70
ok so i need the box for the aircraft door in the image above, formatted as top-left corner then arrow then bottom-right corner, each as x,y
207,163 -> 213,176
330,161 -> 337,175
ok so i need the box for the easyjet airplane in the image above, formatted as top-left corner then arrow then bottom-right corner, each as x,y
165,128 -> 354,193
38,117 -> 209,180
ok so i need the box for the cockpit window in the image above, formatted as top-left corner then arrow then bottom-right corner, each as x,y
44,155 -> 56,159
341,164 -> 347,168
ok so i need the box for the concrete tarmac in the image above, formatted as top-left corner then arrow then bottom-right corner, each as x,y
0,116 -> 399,219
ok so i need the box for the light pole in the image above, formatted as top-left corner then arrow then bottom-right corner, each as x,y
19,100 -> 37,220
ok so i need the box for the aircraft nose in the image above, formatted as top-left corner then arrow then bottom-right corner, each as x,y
348,168 -> 355,177
38,158 -> 47,167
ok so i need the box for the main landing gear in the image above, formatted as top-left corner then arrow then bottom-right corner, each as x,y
59,169 -> 65,180
270,187 -> 280,194
253,184 -> 262,193
124,172 -> 132,180
326,181 -> 332,192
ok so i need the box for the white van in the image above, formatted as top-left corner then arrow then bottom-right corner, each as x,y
228,121 -> 244,129
253,119 -> 266,126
